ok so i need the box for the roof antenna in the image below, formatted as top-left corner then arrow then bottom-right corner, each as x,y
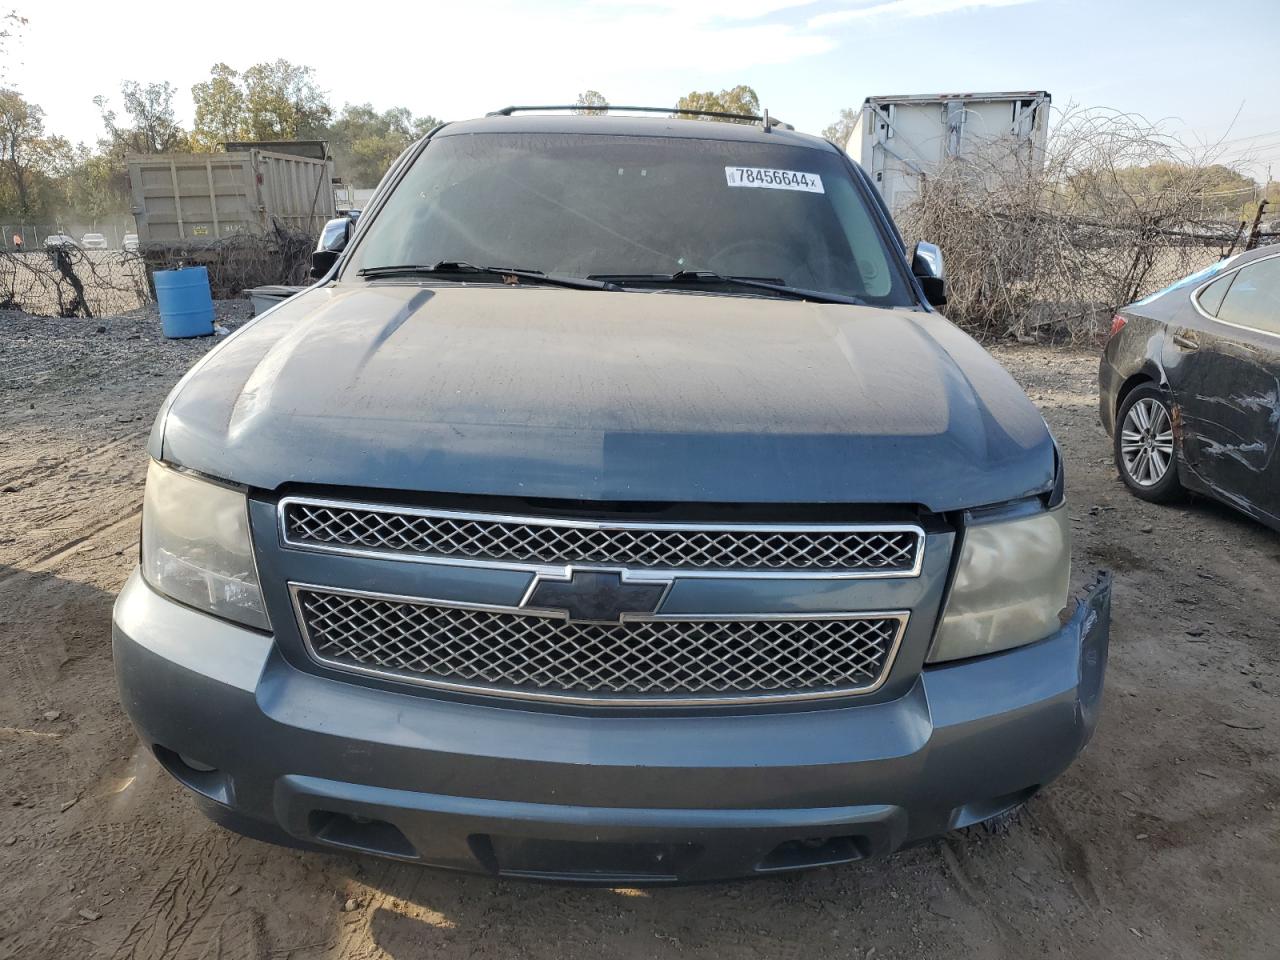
762,107 -> 772,132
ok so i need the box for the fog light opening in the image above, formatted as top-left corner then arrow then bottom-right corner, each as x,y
308,810 -> 418,860
757,835 -> 866,873
950,785 -> 1040,831
152,745 -> 231,804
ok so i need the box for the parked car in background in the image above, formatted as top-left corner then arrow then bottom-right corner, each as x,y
44,234 -> 78,250
81,232 -> 108,249
122,233 -> 139,252
1101,246 -> 1280,529
114,107 -> 1111,883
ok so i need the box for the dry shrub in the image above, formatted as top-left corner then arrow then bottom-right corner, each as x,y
139,227 -> 314,299
896,106 -> 1242,342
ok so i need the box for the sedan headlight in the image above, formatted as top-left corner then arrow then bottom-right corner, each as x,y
140,461 -> 270,630
928,505 -> 1070,663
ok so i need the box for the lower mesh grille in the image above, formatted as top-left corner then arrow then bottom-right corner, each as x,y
293,587 -> 906,704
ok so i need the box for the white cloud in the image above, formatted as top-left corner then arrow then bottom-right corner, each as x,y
809,0 -> 1036,29
9,0 -> 840,144
9,0 -> 1042,144
590,0 -> 818,20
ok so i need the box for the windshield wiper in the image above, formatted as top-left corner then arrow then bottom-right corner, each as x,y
589,270 -> 865,306
357,261 -> 618,291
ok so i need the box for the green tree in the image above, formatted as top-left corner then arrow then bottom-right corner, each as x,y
572,90 -> 609,115
674,85 -> 760,122
0,89 -> 68,220
822,107 -> 859,148
327,102 -> 439,187
190,60 -> 332,146
191,63 -> 248,149
242,59 -> 331,140
82,81 -> 186,219
95,81 -> 186,155
410,114 -> 442,138
62,146 -> 129,223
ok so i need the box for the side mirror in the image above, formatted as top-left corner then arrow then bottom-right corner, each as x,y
911,241 -> 947,307
311,216 -> 353,279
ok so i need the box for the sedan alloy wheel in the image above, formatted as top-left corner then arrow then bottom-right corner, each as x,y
1120,396 -> 1174,487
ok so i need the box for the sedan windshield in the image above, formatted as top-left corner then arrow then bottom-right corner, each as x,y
343,131 -> 913,306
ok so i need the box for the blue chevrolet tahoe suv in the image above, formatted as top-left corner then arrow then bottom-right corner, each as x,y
112,107 -> 1111,883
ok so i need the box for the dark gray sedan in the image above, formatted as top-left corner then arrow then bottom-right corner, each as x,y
1100,245 -> 1280,528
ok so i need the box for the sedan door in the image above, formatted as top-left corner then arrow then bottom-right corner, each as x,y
1164,252 -> 1280,525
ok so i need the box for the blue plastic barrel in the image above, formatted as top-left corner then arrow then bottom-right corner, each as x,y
154,266 -> 215,338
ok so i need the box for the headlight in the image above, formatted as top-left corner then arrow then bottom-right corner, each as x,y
928,505 -> 1070,663
140,461 -> 270,630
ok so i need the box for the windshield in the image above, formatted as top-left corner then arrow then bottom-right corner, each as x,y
343,131 -> 913,306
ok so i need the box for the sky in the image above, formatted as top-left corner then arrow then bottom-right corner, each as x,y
6,0 -> 1280,180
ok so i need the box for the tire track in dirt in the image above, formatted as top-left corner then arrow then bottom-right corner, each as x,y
0,506 -> 141,713
187,911 -> 266,960
0,457 -> 148,572
0,429 -> 149,491
107,830 -> 242,960
0,508 -> 141,588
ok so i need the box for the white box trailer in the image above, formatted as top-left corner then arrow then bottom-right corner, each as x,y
847,91 -> 1051,215
127,147 -> 337,243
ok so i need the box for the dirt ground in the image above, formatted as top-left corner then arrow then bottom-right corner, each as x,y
0,303 -> 1276,960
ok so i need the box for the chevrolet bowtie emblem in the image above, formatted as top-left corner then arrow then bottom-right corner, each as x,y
524,569 -> 670,624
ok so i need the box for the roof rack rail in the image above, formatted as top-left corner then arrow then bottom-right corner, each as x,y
486,105 -> 793,131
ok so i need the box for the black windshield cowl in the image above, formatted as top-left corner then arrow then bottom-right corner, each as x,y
588,270 -> 866,306
358,261 -> 619,291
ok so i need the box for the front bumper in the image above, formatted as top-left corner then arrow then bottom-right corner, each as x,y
113,569 -> 1111,883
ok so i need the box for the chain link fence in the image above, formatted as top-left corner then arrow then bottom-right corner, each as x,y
0,227 -> 314,318
0,249 -> 149,317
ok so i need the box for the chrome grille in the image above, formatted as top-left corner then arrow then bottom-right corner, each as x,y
293,587 -> 907,704
281,499 -> 923,575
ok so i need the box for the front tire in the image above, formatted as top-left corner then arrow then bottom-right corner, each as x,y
1114,384 -> 1181,503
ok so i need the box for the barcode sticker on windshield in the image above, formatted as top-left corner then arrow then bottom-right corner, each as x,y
725,167 -> 824,193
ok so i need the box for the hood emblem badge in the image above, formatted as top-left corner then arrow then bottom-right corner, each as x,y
523,568 -> 671,625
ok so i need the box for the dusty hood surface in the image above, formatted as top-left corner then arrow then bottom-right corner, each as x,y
155,284 -> 1055,511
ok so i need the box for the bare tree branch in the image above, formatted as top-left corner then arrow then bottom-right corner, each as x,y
895,104 -> 1260,343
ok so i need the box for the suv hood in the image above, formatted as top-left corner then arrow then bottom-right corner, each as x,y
155,284 -> 1055,511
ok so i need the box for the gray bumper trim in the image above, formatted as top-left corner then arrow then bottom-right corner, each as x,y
113,568 -> 1111,881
